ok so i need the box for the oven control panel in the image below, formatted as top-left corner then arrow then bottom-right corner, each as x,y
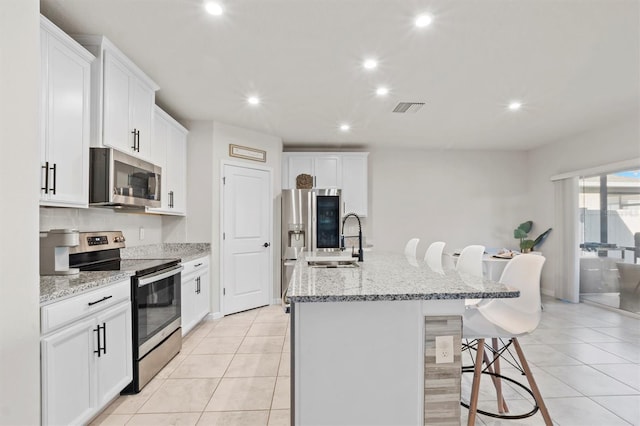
69,231 -> 127,253
87,235 -> 109,246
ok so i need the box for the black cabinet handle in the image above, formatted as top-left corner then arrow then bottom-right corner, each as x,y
41,162 -> 49,194
136,130 -> 140,152
263,242 -> 271,248
94,325 -> 102,357
50,163 -> 56,195
101,322 -> 107,355
88,295 -> 112,306
194,263 -> 203,268
169,190 -> 174,208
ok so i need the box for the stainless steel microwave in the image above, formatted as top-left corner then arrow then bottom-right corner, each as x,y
89,148 -> 161,208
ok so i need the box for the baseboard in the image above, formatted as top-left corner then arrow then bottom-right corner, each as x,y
210,312 -> 223,320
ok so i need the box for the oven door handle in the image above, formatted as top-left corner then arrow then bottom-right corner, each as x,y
138,265 -> 184,287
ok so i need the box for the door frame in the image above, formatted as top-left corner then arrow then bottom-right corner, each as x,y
219,160 -> 274,316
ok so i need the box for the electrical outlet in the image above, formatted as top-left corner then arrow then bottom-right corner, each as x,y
435,335 -> 454,364
139,226 -> 145,240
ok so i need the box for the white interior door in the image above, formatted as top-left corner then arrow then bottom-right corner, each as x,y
222,164 -> 272,315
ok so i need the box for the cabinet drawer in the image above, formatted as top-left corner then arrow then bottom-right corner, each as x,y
181,256 -> 210,276
41,279 -> 131,334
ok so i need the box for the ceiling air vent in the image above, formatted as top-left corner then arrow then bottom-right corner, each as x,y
392,102 -> 425,113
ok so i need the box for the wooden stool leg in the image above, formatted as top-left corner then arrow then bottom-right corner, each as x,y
512,338 -> 552,426
492,338 -> 508,413
467,338 -> 484,426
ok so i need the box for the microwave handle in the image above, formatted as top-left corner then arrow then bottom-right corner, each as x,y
138,265 -> 183,287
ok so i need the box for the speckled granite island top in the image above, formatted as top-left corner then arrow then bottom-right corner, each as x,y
40,271 -> 134,305
287,251 -> 519,302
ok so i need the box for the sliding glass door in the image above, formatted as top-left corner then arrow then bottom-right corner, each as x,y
579,170 -> 640,314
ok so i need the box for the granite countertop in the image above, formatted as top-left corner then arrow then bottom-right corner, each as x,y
40,271 -> 134,305
287,251 -> 520,303
121,243 -> 210,263
40,243 -> 210,305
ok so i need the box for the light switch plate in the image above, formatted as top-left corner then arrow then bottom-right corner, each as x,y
435,335 -> 454,364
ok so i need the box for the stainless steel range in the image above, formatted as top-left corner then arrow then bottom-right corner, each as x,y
69,231 -> 183,394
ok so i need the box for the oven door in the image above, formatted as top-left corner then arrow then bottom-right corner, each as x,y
135,265 -> 183,358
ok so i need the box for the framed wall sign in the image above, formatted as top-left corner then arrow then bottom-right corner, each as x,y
229,144 -> 266,162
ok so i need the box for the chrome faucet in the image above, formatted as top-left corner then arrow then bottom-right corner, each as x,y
340,213 -> 363,262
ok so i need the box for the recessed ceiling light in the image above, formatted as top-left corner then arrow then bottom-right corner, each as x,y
247,96 -> 260,106
363,59 -> 378,70
376,87 -> 389,96
508,101 -> 522,111
340,123 -> 350,132
205,2 -> 223,16
415,14 -> 433,28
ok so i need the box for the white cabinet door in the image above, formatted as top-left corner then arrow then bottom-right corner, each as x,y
40,18 -> 92,207
181,274 -> 198,335
149,111 -> 170,211
41,317 -> 96,426
314,156 -> 341,188
131,79 -> 154,160
146,107 -> 188,216
95,301 -> 132,408
102,52 -> 134,155
286,155 -> 314,189
167,126 -> 187,214
150,108 -> 168,171
195,267 -> 211,323
182,258 -> 211,336
341,154 -> 368,216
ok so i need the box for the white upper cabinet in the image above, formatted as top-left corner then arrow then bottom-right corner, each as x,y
146,106 -> 188,216
74,35 -> 159,162
282,152 -> 369,216
40,16 -> 94,208
284,154 -> 341,189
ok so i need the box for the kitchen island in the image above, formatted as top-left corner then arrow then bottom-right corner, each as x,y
287,251 -> 519,426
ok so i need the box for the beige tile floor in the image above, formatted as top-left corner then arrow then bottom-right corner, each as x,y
91,298 -> 640,425
91,305 -> 290,426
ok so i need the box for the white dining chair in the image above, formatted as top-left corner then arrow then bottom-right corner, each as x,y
456,245 -> 485,306
424,241 -> 446,271
462,254 -> 551,426
404,238 -> 420,259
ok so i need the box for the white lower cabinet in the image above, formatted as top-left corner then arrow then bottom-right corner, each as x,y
41,280 -> 132,426
181,256 -> 211,335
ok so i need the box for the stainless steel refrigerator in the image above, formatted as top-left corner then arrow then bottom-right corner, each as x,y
280,189 -> 342,308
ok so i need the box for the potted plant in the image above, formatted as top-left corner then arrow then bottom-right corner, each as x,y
514,221 -> 552,253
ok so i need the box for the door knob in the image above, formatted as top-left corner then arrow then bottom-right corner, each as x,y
263,242 -> 271,248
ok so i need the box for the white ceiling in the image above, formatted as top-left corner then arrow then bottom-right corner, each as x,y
41,0 -> 639,150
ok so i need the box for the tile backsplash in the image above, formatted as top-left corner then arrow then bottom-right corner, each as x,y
39,207 -> 163,247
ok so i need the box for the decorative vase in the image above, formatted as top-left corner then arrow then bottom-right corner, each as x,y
521,247 -> 532,253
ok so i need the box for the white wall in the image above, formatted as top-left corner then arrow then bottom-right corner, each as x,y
40,207 -> 164,246
187,121 -> 283,315
0,1 -> 41,424
528,114 -> 640,296
182,121 -> 214,244
369,148 -> 530,259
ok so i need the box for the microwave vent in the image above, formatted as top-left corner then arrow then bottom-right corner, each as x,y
392,102 -> 425,113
